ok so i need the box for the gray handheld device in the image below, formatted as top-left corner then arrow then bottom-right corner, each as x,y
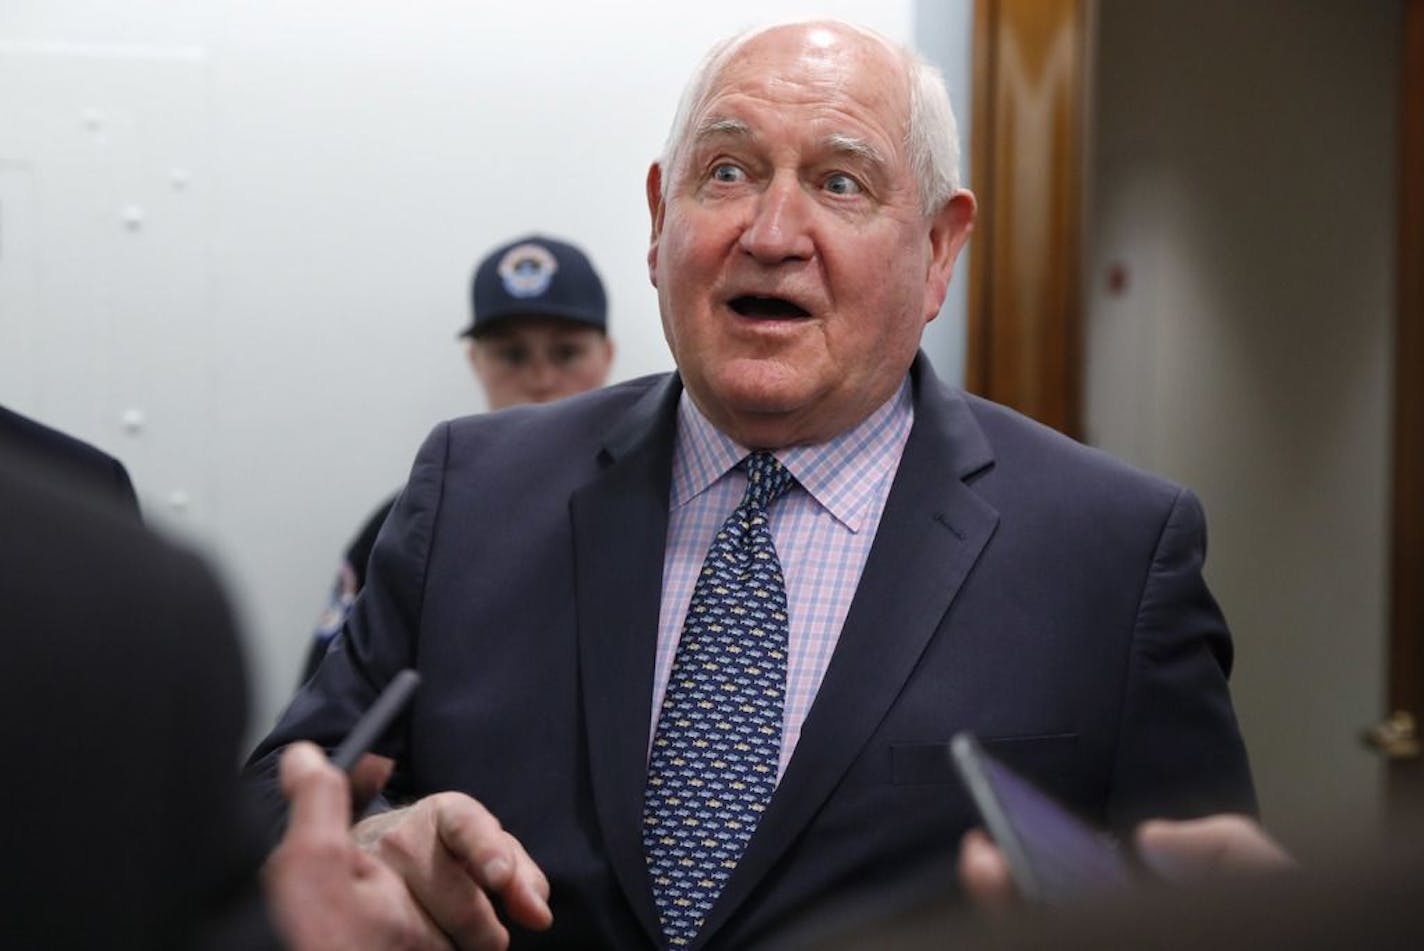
951,731 -> 1137,904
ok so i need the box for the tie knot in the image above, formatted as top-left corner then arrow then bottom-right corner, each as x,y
741,452 -> 794,512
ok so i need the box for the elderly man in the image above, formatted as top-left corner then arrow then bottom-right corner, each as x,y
247,20 -> 1255,949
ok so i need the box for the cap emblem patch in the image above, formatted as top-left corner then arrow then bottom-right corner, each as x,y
498,243 -> 559,298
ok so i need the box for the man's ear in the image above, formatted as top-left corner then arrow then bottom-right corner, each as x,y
923,189 -> 978,322
646,162 -> 666,288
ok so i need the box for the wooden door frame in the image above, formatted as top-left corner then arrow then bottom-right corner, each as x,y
967,0 -> 1089,439
1389,0 -> 1424,806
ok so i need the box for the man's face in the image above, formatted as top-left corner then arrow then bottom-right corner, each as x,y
648,23 -> 974,448
467,317 -> 614,410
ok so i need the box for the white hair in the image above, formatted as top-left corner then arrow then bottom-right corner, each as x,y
658,20 -> 962,216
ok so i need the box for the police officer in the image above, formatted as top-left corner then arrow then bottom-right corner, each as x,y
302,235 -> 614,681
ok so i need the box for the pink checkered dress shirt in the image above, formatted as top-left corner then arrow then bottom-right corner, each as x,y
651,379 -> 915,779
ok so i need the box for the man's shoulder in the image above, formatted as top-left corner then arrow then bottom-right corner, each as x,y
0,403 -> 120,471
0,405 -> 139,513
406,372 -> 677,495
954,389 -> 1184,508
0,459 -> 232,662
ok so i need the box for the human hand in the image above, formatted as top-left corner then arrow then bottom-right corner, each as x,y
1134,813 -> 1294,882
956,828 -> 1017,910
264,742 -> 451,950
957,814 -> 1293,908
352,791 -> 553,949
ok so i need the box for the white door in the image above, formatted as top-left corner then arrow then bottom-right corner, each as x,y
1083,0 -> 1397,858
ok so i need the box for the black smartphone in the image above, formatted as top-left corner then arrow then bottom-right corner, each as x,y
330,669 -> 420,773
951,731 -> 1137,905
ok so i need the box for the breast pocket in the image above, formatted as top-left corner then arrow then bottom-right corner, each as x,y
890,732 -> 1080,787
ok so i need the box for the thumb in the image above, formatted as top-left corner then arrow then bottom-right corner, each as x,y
349,752 -> 395,813
958,828 -> 1017,910
281,741 -> 352,835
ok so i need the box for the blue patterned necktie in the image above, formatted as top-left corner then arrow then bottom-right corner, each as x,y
643,451 -> 795,947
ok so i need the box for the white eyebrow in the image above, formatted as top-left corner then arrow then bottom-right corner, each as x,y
824,132 -> 887,169
689,121 -> 887,170
692,116 -> 754,144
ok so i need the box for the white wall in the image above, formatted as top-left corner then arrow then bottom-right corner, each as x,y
1085,0 -> 1397,855
0,1 -> 955,732
915,0 -> 975,381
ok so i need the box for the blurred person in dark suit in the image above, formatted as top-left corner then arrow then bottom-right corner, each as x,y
0,458 -> 444,949
0,403 -> 139,515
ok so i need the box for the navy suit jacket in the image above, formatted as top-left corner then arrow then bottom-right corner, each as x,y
1,461 -> 271,948
248,355 -> 1255,948
0,404 -> 139,516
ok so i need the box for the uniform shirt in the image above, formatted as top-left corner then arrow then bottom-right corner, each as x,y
301,494 -> 396,685
653,379 -> 915,778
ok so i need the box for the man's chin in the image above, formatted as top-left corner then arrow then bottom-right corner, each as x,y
691,379 -> 837,449
711,357 -> 817,401
707,373 -> 814,419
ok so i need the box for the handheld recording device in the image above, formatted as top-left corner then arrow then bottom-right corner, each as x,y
951,731 -> 1137,905
330,669 -> 420,773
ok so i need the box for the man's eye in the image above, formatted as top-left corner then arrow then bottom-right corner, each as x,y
825,173 -> 862,196
711,163 -> 745,184
552,344 -> 586,365
494,347 -> 529,367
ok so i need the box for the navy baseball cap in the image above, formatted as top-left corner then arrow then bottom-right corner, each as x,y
461,234 -> 608,338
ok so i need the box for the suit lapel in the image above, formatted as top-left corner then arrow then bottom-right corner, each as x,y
696,356 -> 1000,945
571,375 -> 681,947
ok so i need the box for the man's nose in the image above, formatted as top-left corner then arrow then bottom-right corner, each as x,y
738,174 -> 814,264
523,355 -> 559,399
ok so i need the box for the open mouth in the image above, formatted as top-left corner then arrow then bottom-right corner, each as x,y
727,295 -> 811,320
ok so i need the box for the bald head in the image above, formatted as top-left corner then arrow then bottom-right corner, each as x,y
645,18 -> 977,449
660,20 -> 963,216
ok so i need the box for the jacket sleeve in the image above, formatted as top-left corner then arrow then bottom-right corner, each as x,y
1107,487 -> 1258,828
240,422 -> 452,845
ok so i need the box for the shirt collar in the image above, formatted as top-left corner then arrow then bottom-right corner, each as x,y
670,378 -> 915,533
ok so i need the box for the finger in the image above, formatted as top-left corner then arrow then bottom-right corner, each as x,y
356,860 -> 459,951
350,752 -> 396,812
281,742 -> 352,836
415,871 -> 506,951
1136,818 -> 1225,880
391,845 -> 507,951
501,836 -> 554,930
433,796 -> 514,884
365,797 -> 510,948
957,828 -> 1016,909
1136,815 -> 1292,881
434,802 -> 552,931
